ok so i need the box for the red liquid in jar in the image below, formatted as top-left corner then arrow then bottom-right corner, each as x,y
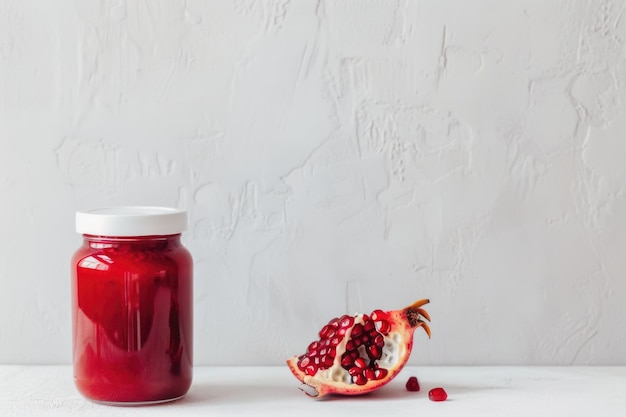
71,234 -> 193,404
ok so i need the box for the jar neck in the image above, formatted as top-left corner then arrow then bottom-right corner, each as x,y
83,234 -> 182,250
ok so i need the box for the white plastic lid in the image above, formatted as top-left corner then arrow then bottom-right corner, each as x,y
76,206 -> 187,237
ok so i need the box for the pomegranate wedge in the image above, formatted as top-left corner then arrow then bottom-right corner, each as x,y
287,299 -> 431,397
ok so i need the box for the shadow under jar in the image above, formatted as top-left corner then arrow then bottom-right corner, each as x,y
72,207 -> 193,405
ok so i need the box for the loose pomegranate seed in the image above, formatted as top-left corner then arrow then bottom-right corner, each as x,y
428,387 -> 447,401
405,376 -> 420,391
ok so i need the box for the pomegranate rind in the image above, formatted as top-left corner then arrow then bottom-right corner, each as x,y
286,300 -> 430,398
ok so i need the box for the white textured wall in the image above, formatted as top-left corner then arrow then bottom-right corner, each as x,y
1,0 -> 625,365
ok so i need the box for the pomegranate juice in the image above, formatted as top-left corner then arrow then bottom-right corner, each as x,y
72,234 -> 192,404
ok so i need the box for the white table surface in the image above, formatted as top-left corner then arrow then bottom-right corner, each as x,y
1,365 -> 625,416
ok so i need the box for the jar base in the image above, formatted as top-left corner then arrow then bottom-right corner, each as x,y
87,394 -> 186,407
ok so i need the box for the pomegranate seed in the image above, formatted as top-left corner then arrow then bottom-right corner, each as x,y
353,374 -> 368,385
377,320 -> 391,334
307,341 -> 318,352
329,337 -> 341,346
341,354 -> 353,368
328,318 -> 340,328
364,368 -> 376,380
319,325 -> 332,338
367,344 -> 381,360
328,347 -> 337,358
361,335 -> 369,345
319,347 -> 328,356
354,338 -> 363,347
370,309 -> 385,320
374,334 -> 385,348
363,320 -> 375,332
337,328 -> 347,336
340,315 -> 355,328
351,324 -> 363,338
348,366 -> 362,376
428,387 -> 447,401
354,358 -> 366,369
362,314 -> 370,322
405,376 -> 420,391
298,357 -> 311,370
320,355 -> 333,367
345,340 -> 355,351
305,365 -> 317,376
308,349 -> 318,357
374,368 -> 388,380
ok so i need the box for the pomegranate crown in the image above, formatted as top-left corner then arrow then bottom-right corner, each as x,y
404,298 -> 431,338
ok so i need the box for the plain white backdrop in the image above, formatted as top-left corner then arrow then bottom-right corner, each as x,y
1,0 -> 625,365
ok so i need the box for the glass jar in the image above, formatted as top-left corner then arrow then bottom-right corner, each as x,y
71,207 -> 193,405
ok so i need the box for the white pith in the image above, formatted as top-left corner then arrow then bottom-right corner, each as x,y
313,314 -> 406,385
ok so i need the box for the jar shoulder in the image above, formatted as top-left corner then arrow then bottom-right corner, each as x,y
72,242 -> 192,272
